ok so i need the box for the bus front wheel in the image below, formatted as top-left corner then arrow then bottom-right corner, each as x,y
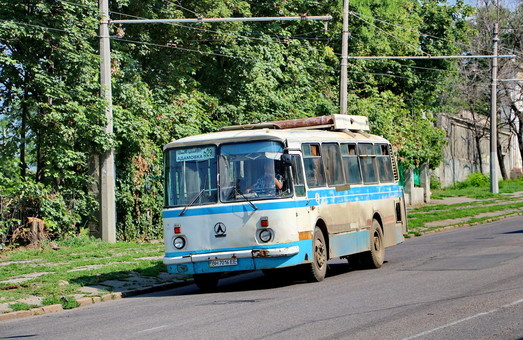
304,227 -> 327,282
193,273 -> 220,292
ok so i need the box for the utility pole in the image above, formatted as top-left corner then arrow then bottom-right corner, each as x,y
98,0 -> 116,243
339,0 -> 349,115
97,2 -> 331,242
490,23 -> 499,194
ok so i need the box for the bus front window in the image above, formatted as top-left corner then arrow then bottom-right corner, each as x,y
220,141 -> 292,201
164,146 -> 218,207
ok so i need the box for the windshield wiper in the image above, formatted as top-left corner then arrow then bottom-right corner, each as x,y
179,188 -> 206,216
180,174 -> 209,216
233,182 -> 258,211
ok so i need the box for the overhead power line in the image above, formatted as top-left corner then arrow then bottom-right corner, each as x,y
2,2 -> 496,90
110,36 -> 335,72
0,17 -> 489,86
349,10 -> 496,56
0,18 -> 87,35
347,55 -> 515,60
349,11 -> 429,56
111,15 -> 333,24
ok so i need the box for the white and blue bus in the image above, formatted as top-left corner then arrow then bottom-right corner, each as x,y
163,115 -> 407,290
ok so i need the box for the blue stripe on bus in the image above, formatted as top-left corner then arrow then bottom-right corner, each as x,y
163,184 -> 403,218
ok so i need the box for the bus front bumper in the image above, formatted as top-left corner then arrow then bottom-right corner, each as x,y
163,245 -> 303,274
164,246 -> 300,265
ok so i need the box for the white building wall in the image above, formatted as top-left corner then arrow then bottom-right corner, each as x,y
434,113 -> 522,188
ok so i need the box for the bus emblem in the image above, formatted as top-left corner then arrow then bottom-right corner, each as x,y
214,223 -> 227,238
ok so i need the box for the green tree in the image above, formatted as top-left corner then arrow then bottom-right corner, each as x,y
0,0 -> 105,238
1,0 -> 475,242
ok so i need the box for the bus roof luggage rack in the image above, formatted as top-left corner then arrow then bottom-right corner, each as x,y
219,114 -> 370,132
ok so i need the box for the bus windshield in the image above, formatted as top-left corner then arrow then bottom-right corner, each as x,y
220,141 -> 292,201
164,146 -> 218,207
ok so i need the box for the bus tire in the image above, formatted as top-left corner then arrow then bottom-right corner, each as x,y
193,273 -> 220,292
360,219 -> 385,269
304,226 -> 327,282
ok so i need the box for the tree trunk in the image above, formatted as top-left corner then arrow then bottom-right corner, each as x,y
20,87 -> 29,180
518,118 -> 523,168
36,107 -> 44,183
470,108 -> 484,174
497,131 -> 509,180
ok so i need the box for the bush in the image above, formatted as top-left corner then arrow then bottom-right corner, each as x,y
430,173 -> 441,190
56,228 -> 102,248
455,172 -> 489,189
0,178 -> 97,247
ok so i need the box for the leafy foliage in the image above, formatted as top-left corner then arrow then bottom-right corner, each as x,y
454,172 -> 490,189
1,0 -> 105,241
1,0 -> 473,241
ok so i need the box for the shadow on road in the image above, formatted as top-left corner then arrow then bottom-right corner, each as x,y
147,259 -> 379,297
503,229 -> 523,234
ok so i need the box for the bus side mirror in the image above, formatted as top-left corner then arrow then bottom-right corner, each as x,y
281,154 -> 292,166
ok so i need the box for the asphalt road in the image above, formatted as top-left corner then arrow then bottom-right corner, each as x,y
1,217 -> 522,340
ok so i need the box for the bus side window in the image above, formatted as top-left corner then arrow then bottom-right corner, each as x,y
321,143 -> 344,186
302,144 -> 326,188
376,143 -> 394,182
358,143 -> 378,183
341,143 -> 362,184
290,155 -> 306,196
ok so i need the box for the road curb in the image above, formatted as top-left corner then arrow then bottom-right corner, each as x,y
0,280 -> 191,322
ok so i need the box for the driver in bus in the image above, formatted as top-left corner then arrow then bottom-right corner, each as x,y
246,159 -> 283,194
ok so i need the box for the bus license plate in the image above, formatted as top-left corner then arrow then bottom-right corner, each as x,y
210,259 -> 238,267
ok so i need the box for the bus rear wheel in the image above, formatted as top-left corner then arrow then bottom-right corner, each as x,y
193,273 -> 220,292
359,219 -> 385,269
304,227 -> 327,282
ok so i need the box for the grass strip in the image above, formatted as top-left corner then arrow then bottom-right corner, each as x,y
0,240 -> 164,308
407,201 -> 523,231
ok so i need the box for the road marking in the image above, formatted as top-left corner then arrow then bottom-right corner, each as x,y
403,298 -> 523,340
137,325 -> 169,333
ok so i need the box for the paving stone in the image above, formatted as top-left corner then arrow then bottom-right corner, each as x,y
0,302 -> 11,313
78,286 -> 104,295
0,272 -> 52,284
0,259 -> 43,267
67,264 -> 110,272
41,304 -> 63,313
0,310 -> 33,321
76,297 -> 94,307
136,256 -> 162,261
101,293 -> 121,301
158,272 -> 190,281
17,296 -> 43,306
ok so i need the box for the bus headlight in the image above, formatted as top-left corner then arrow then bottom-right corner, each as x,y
173,236 -> 186,249
259,229 -> 273,243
